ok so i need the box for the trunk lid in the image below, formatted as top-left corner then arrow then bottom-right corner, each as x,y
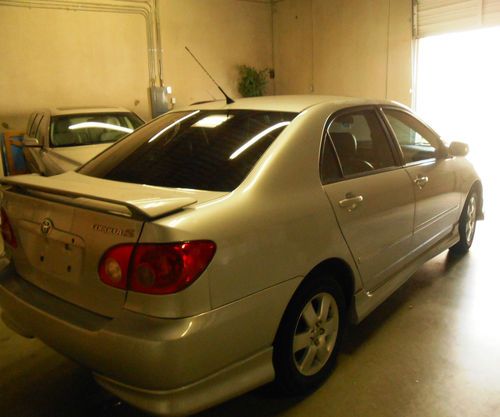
1,172 -> 225,317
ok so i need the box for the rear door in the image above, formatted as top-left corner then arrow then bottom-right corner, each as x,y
381,108 -> 461,253
321,107 -> 415,292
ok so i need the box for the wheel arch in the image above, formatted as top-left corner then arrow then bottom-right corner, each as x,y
274,257 -> 356,345
470,180 -> 484,219
271,257 -> 355,391
304,258 -> 355,311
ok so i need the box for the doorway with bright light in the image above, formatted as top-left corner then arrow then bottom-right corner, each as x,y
415,26 -> 500,213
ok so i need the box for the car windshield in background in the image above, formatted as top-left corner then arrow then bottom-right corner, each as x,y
79,110 -> 298,192
50,112 -> 143,147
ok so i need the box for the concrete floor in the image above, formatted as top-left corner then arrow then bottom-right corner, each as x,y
1,201 -> 499,417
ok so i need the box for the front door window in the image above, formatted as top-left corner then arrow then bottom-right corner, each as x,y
383,109 -> 442,164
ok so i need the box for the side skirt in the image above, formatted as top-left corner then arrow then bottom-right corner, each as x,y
352,229 -> 460,324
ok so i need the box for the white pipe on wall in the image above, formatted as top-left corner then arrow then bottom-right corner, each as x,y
0,0 -> 163,87
154,0 -> 164,86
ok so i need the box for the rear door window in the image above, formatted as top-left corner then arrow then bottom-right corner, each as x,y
322,109 -> 397,180
80,110 -> 297,192
35,114 -> 48,145
26,113 -> 36,136
29,113 -> 43,138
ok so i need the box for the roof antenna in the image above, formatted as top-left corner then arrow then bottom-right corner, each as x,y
185,46 -> 234,105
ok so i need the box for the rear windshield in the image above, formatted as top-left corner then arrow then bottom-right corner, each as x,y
79,109 -> 297,192
50,112 -> 144,147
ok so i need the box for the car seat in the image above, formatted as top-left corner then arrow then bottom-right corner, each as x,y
330,132 -> 374,175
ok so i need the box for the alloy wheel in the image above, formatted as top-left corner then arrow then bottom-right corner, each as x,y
292,292 -> 339,376
465,195 -> 477,245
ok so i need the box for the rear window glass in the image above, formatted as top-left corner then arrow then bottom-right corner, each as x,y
79,110 -> 297,192
50,113 -> 144,147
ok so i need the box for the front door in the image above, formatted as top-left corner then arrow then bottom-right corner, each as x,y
381,108 -> 461,253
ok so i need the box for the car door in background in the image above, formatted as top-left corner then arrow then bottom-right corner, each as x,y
381,108 -> 461,254
321,108 -> 415,292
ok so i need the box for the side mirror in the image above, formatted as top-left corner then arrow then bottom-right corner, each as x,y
448,141 -> 469,157
23,136 -> 41,148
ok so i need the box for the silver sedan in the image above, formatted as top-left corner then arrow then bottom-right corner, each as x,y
0,95 -> 482,416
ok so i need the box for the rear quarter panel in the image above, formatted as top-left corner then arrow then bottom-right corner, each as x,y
132,104 -> 362,317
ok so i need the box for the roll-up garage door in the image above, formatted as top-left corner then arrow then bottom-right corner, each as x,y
416,0 -> 500,38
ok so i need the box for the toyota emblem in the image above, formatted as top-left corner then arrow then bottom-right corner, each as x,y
40,218 -> 53,235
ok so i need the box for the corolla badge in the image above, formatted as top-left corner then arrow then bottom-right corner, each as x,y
92,224 -> 135,238
40,218 -> 53,235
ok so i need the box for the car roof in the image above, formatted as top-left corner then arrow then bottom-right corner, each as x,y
183,95 -> 399,113
42,106 -> 134,116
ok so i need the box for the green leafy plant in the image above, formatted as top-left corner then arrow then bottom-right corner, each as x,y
237,65 -> 268,97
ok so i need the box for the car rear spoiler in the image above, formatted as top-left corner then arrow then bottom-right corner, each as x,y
0,174 -> 197,221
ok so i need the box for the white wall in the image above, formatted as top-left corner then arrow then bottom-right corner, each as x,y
272,0 -> 413,106
0,0 -> 273,132
160,0 -> 273,107
0,4 -> 150,131
0,0 -> 413,133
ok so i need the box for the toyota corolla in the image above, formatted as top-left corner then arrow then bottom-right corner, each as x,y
0,96 -> 482,416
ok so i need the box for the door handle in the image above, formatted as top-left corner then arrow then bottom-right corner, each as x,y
338,193 -> 364,211
413,175 -> 429,189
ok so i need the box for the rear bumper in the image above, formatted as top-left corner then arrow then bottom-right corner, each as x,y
0,264 -> 299,415
94,349 -> 273,416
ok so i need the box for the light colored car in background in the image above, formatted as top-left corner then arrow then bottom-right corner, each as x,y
0,96 -> 482,416
23,106 -> 144,175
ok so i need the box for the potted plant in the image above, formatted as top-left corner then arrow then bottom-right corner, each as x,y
237,65 -> 269,97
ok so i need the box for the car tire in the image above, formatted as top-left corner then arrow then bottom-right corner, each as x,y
273,274 -> 346,395
450,190 -> 479,254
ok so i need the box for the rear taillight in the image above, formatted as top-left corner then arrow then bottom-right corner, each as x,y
98,241 -> 216,295
98,244 -> 134,289
1,208 -> 17,248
